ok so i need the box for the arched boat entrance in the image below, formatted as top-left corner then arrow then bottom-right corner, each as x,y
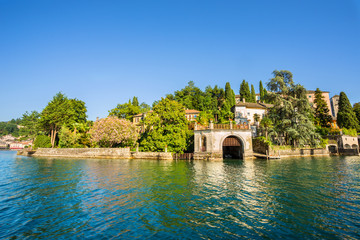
222,136 -> 243,159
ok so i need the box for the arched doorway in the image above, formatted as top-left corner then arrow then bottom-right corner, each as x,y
222,136 -> 243,159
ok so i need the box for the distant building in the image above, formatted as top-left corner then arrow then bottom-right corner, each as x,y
0,141 -> 8,149
330,95 -> 339,118
9,140 -> 32,150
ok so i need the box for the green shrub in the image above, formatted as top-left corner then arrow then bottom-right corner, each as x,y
320,138 -> 328,149
342,128 -> 357,137
34,135 -> 52,148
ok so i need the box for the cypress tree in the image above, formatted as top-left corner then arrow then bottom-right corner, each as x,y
263,89 -> 268,103
259,80 -> 264,102
245,82 -> 250,102
132,96 -> 139,107
225,82 -> 235,107
353,103 -> 360,125
337,92 -> 359,130
313,88 -> 332,128
251,84 -> 256,103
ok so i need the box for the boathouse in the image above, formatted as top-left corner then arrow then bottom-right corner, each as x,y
193,121 -> 253,161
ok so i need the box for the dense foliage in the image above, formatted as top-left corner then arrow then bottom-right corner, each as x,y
313,88 -> 332,128
266,70 -> 320,146
0,120 -> 20,137
109,97 -> 150,121
139,98 -> 190,153
89,116 -> 138,147
353,102 -> 360,126
239,80 -> 251,102
38,92 -> 87,147
170,81 -> 234,123
33,135 -> 52,148
337,92 -> 359,131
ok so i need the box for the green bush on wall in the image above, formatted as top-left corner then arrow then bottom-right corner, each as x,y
34,135 -> 52,149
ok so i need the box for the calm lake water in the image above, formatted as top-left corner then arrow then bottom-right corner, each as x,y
0,150 -> 359,239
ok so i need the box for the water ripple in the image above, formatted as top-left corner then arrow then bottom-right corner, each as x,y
0,152 -> 360,239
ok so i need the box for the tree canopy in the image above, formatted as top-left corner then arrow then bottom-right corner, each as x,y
239,80 -> 251,102
139,98 -> 190,153
313,88 -> 332,128
109,97 -> 150,121
337,92 -> 359,131
266,70 -> 320,146
89,116 -> 138,148
38,92 -> 87,147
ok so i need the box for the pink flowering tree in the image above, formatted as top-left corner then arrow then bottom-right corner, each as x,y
89,116 -> 139,147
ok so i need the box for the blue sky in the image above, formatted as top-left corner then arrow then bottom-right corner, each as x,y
1,0 -> 359,121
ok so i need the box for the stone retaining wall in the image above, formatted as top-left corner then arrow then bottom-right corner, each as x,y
269,148 -> 329,158
20,148 -> 174,160
32,148 -> 131,159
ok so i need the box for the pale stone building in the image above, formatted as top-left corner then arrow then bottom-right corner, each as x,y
193,122 -> 253,160
232,101 -> 273,125
338,135 -> 359,149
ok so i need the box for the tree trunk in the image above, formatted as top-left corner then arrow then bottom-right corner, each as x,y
265,129 -> 268,140
50,129 -> 57,148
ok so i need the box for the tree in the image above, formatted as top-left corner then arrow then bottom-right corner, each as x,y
140,102 -> 151,113
139,98 -> 190,153
260,117 -> 273,140
259,80 -> 265,102
225,82 -> 236,107
353,102 -> 360,125
38,92 -> 87,148
250,84 -> 256,103
239,80 -> 251,102
58,126 -> 80,148
132,96 -> 139,107
337,92 -> 359,131
266,70 -> 320,147
174,81 -> 205,110
19,111 -> 40,139
221,82 -> 236,121
313,88 -> 332,128
0,121 -> 19,137
89,116 -> 138,147
109,99 -> 141,121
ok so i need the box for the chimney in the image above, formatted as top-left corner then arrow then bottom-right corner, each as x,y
242,98 -> 245,103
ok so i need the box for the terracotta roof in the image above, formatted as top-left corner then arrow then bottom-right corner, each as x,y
234,102 -> 273,109
134,109 -> 200,117
185,109 -> 200,114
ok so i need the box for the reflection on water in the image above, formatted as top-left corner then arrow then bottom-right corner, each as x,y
0,151 -> 359,239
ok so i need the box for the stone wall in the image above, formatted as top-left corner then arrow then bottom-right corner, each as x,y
20,148 -> 174,160
252,138 -> 270,154
131,152 -> 173,160
269,148 -> 329,158
32,148 -> 131,159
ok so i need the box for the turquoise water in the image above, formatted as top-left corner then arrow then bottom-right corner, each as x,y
0,150 -> 359,239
